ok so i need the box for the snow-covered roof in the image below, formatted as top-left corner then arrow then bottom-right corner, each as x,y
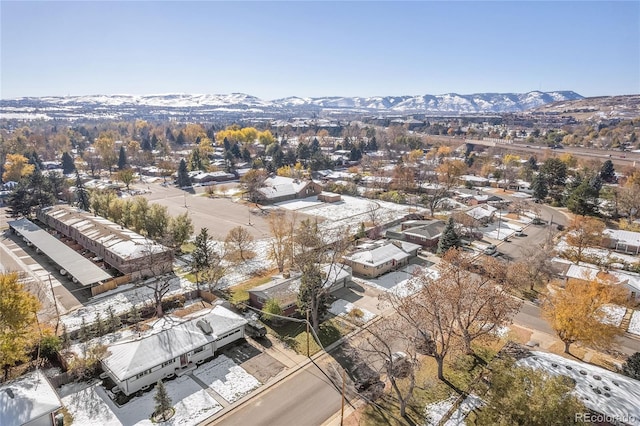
101,306 -> 247,381
0,370 -> 62,426
604,229 -> 640,247
518,351 -> 640,422
345,243 -> 411,267
43,205 -> 170,260
258,176 -> 313,199
465,205 -> 497,220
460,175 -> 489,183
565,264 -> 599,281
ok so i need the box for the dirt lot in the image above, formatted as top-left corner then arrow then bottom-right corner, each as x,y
138,181 -> 274,240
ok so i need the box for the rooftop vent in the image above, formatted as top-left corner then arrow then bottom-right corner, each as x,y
196,319 -> 213,335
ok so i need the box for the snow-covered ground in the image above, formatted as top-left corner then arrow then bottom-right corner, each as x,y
192,354 -> 260,403
329,299 -> 376,323
424,394 -> 482,426
556,240 -> 640,266
518,351 -> 640,423
62,375 -> 222,426
275,195 -> 420,235
60,275 -> 197,332
628,310 -> 640,336
599,304 -> 627,327
480,219 -> 517,241
360,264 -> 439,297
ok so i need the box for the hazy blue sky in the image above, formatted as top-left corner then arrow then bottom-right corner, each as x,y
1,1 -> 639,99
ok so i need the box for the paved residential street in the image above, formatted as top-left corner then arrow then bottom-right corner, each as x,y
209,358 -> 344,426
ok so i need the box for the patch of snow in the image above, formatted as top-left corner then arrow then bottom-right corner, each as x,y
425,396 -> 456,425
599,304 -> 626,327
193,354 -> 260,403
444,394 -> 483,426
329,299 -> 376,323
518,351 -> 640,422
628,310 -> 640,336
62,376 -> 222,426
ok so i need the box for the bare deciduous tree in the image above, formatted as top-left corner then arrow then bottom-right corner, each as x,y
267,211 -> 295,272
224,226 -> 255,262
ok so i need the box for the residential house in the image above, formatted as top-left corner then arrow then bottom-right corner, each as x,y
257,176 -> 322,204
344,241 -> 418,278
465,204 -> 498,225
101,305 -> 247,396
191,171 -> 236,185
248,265 -> 352,315
558,261 -> 640,302
603,229 -> 640,255
397,220 -> 446,248
317,192 -> 341,203
0,370 -> 63,426
38,205 -> 174,280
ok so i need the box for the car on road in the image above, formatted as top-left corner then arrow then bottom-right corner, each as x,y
483,244 -> 497,255
532,218 -> 545,225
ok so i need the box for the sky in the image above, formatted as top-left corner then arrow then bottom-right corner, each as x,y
1,1 -> 639,99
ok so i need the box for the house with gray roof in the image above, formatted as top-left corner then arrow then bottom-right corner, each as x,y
101,305 -> 247,396
397,219 -> 446,248
344,242 -> 417,278
248,264 -> 352,316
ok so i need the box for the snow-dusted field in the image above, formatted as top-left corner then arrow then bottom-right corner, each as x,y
518,351 -> 640,422
61,375 -> 222,426
599,304 -> 627,327
425,396 -> 457,425
193,354 -> 260,403
329,299 -> 376,323
628,310 -> 640,336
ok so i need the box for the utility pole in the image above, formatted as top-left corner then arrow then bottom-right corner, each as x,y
48,274 -> 60,334
341,369 -> 346,425
306,309 -> 310,358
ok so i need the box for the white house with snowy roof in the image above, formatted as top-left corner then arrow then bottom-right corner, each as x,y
344,241 -> 418,278
257,176 -> 322,204
603,229 -> 640,255
101,305 -> 247,396
0,370 -> 63,426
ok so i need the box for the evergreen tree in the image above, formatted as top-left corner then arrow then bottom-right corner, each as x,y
128,305 -> 141,326
176,130 -> 186,145
437,217 -> 460,255
27,151 -> 43,171
106,305 -> 121,333
231,143 -> 242,158
531,174 -> 548,201
368,136 -> 378,152
75,170 -> 91,211
60,324 -> 70,349
154,380 -> 173,421
622,352 -> 640,380
527,156 -> 538,171
165,127 -> 175,142
189,148 -> 204,171
79,317 -> 90,342
176,159 -> 191,188
206,125 -> 216,141
191,228 -> 213,290
241,147 -> 252,163
600,159 -> 616,183
6,184 -> 32,217
223,137 -> 231,153
94,312 -> 105,337
566,177 -> 600,216
117,146 -> 127,170
61,152 -> 76,174
141,138 -> 152,152
151,133 -> 159,149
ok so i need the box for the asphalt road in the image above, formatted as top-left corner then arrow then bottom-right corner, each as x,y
209,360 -> 344,426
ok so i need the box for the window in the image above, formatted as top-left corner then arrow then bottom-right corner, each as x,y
161,359 -> 174,368
136,368 -> 152,379
193,346 -> 205,354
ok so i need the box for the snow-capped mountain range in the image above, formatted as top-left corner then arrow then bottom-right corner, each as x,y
1,91 -> 583,121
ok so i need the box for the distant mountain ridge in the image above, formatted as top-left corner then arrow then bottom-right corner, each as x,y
1,91 -> 584,120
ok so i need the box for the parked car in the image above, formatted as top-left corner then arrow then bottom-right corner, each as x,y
483,245 -> 497,255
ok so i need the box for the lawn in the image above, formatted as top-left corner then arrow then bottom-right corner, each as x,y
226,272 -> 276,306
266,317 -> 354,356
352,339 -> 502,426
